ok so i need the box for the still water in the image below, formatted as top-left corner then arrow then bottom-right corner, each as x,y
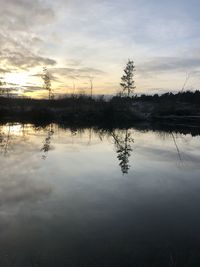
0,123 -> 200,266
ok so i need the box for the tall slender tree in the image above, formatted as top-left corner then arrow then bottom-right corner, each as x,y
43,67 -> 53,99
120,59 -> 136,97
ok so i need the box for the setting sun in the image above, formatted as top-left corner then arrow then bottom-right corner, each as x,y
5,72 -> 29,86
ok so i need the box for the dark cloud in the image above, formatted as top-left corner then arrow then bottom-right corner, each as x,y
0,83 -> 43,96
0,68 -> 12,73
22,85 -> 43,94
0,51 -> 56,70
31,72 -> 59,82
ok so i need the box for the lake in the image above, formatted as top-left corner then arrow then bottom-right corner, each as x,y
0,123 -> 200,266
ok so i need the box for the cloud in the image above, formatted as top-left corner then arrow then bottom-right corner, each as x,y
0,0 -> 56,74
1,0 -> 200,94
50,67 -> 105,79
31,72 -> 59,82
0,51 -> 56,70
138,57 -> 200,74
0,32 -> 56,74
22,86 -> 43,94
0,0 -> 55,32
0,68 -> 12,73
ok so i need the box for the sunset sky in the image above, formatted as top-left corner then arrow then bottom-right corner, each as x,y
0,0 -> 200,98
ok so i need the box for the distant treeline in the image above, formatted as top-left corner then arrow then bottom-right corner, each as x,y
134,90 -> 200,104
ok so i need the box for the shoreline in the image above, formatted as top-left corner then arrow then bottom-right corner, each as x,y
0,93 -> 199,128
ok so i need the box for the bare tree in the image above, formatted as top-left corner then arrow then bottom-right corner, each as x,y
89,77 -> 94,98
180,72 -> 191,93
120,59 -> 136,97
73,80 -> 76,95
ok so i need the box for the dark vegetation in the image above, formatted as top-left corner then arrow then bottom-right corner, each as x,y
0,90 -> 200,126
134,90 -> 200,117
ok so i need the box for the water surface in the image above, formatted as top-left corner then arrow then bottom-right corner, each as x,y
0,123 -> 200,266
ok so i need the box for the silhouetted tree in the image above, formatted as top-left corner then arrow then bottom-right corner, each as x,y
120,59 -> 136,97
43,67 -> 53,99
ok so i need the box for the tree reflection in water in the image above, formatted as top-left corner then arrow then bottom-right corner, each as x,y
0,123 -> 186,174
0,124 -> 11,156
41,124 -> 54,160
98,128 -> 134,174
0,123 -> 31,156
0,123 -> 135,174
111,129 -> 134,174
0,124 -> 17,156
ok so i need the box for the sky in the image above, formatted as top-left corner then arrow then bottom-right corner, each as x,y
0,0 -> 200,98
